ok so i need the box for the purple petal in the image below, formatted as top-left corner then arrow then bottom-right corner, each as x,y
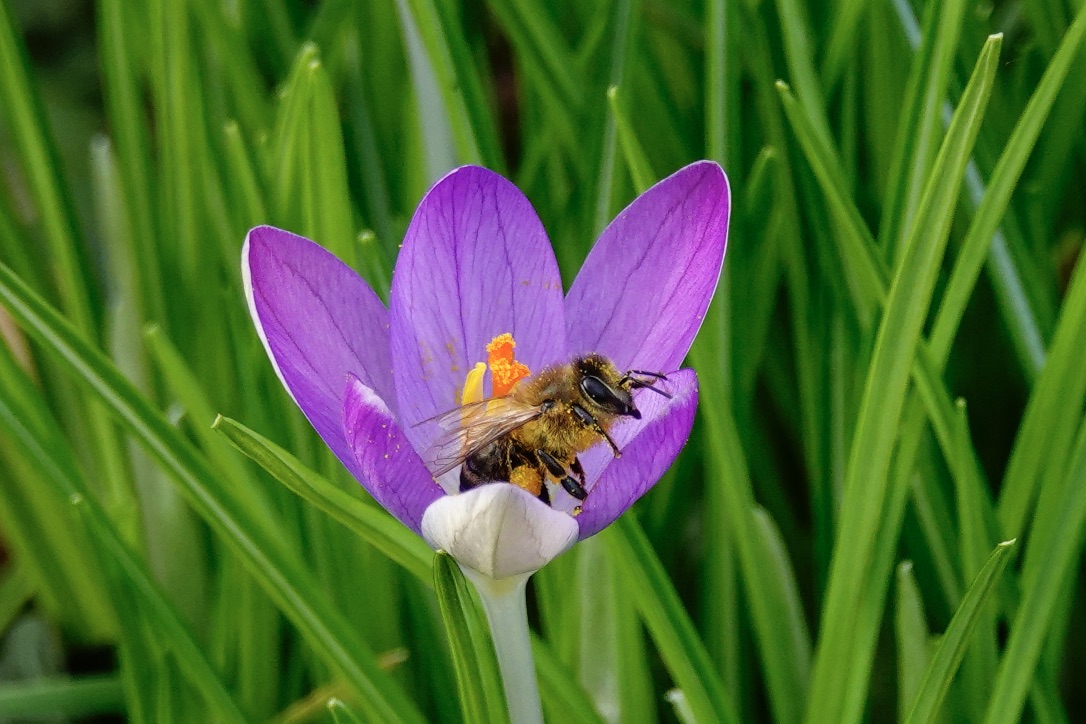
566,161 -> 730,372
243,226 -> 395,482
573,369 -> 699,539
343,375 -> 445,535
389,166 -> 567,455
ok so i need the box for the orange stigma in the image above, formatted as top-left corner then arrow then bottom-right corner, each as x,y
486,333 -> 530,396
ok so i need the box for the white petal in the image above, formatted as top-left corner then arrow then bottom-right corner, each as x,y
421,484 -> 578,580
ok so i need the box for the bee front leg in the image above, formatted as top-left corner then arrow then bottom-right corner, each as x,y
571,404 -> 621,457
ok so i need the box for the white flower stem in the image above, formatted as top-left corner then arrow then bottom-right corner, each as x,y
461,566 -> 544,724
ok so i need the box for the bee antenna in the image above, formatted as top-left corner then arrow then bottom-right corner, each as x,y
627,369 -> 669,381
624,378 -> 673,399
639,383 -> 673,400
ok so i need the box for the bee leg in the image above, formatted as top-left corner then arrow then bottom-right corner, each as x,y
538,450 -> 588,501
571,457 -> 587,488
571,404 -> 621,457
560,475 -> 587,501
537,450 -> 567,479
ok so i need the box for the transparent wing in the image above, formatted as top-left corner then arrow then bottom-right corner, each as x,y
420,397 -> 542,477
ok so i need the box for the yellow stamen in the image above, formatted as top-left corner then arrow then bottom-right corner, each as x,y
461,362 -> 487,405
486,333 -> 530,396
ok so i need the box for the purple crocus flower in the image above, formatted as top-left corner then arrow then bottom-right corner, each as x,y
243,162 -> 729,580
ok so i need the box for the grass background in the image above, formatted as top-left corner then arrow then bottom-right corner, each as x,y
0,0 -> 1085,721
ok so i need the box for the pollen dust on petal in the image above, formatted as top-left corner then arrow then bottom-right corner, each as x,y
486,333 -> 530,397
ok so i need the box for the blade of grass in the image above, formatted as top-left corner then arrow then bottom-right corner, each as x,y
0,0 -> 96,333
950,399 -> 1001,713
878,0 -> 967,263
212,414 -> 433,582
0,354 -> 245,720
0,676 -> 124,718
98,0 -> 164,326
997,215 -> 1086,538
328,698 -> 366,724
894,562 -> 930,721
531,635 -> 606,724
0,262 -> 426,724
433,552 -> 509,724
0,564 -> 33,637
805,35 -> 1002,724
905,540 -> 1017,724
608,516 -> 739,724
396,0 -> 489,166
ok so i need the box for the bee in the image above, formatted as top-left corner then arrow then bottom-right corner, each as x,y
423,354 -> 671,506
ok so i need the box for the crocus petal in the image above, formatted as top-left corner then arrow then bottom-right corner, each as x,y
421,484 -> 579,580
573,370 -> 699,539
244,226 -> 395,481
565,161 -> 730,371
389,167 -> 567,456
343,376 -> 445,535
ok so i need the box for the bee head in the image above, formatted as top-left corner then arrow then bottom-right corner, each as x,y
576,356 -> 641,419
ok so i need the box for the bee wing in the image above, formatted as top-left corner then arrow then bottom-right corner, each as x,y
421,397 -> 543,477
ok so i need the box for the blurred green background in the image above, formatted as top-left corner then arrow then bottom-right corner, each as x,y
0,0 -> 1085,721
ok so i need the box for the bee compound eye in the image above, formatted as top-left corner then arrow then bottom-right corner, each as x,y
581,374 -> 639,416
580,375 -> 613,406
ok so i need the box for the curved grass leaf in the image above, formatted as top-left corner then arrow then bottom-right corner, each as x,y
0,676 -> 124,718
0,344 -> 245,720
905,539 -> 1017,724
608,516 -> 739,724
212,414 -> 433,582
0,261 -> 425,724
805,35 -> 1002,724
434,552 -> 509,724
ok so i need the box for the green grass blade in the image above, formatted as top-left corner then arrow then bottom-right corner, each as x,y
607,86 -> 655,193
0,0 -> 95,333
98,0 -> 164,325
905,540 -> 1017,724
212,414 -> 433,582
531,635 -> 606,724
0,564 -> 33,639
0,262 -> 425,724
805,35 -> 1002,724
998,225 -> 1086,538
877,0 -> 967,261
950,400 -> 1001,711
397,0 -> 490,166
0,676 -> 124,718
928,2 -> 1086,365
328,698 -> 367,724
608,516 -> 740,724
775,80 -> 886,318
434,552 -> 509,724
894,562 -> 930,721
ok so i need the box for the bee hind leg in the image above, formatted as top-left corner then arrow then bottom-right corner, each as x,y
538,450 -> 588,501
